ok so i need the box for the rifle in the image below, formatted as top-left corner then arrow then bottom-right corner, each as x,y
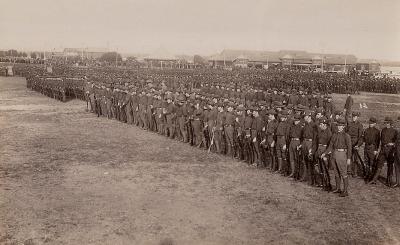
185,118 -> 194,146
295,147 -> 302,180
319,156 -> 332,191
208,128 -> 215,153
202,125 -> 209,148
353,148 -> 366,178
85,93 -> 89,111
235,131 -> 243,160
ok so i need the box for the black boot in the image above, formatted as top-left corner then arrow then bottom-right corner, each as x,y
277,158 -> 283,173
300,162 -> 307,182
369,167 -> 382,184
332,177 -> 341,193
339,177 -> 349,197
288,161 -> 295,178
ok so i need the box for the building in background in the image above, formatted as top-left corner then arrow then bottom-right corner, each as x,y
62,48 -> 109,59
356,59 -> 381,74
323,54 -> 357,73
207,49 -> 362,73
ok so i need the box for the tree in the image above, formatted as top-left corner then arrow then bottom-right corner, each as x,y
99,52 -> 122,63
30,52 -> 37,59
7,49 -> 18,57
194,55 -> 208,66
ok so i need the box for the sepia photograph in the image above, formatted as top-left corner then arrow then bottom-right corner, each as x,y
0,0 -> 399,244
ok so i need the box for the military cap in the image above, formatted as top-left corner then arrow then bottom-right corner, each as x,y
253,106 -> 262,111
294,114 -> 302,120
293,106 -> 302,111
297,104 -> 308,111
384,116 -> 393,123
280,110 -> 289,116
258,100 -> 267,106
178,94 -> 186,102
237,105 -> 245,111
286,104 -> 294,109
267,109 -> 275,115
245,107 -> 253,112
334,110 -> 342,115
319,117 -> 329,124
166,93 -> 173,100
352,111 -> 360,117
316,107 -> 324,114
303,110 -> 313,116
337,117 -> 346,125
369,117 -> 377,123
273,101 -> 284,108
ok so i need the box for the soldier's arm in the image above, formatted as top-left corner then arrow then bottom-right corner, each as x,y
357,124 -> 364,147
285,123 -> 290,143
346,134 -> 352,159
323,134 -> 336,156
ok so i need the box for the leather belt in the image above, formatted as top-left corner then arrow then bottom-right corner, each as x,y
304,139 -> 313,142
291,138 -> 300,141
385,143 -> 395,146
318,144 -> 327,147
336,149 -> 347,152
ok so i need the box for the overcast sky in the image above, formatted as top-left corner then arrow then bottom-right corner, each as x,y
1,0 -> 399,60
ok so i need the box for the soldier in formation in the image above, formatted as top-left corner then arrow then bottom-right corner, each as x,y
24,65 -> 400,196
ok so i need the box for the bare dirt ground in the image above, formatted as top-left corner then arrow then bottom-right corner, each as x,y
1,77 -> 399,245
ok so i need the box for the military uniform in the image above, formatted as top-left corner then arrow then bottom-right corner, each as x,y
315,118 -> 332,190
323,118 -> 352,197
165,100 -> 176,139
263,111 -> 278,170
251,109 -> 264,166
363,117 -> 380,181
371,117 -> 398,186
275,110 -> 290,174
346,112 -> 364,177
300,116 -> 317,185
224,104 -> 235,157
192,103 -> 204,147
234,107 -> 245,160
288,115 -> 302,178
243,110 -> 254,164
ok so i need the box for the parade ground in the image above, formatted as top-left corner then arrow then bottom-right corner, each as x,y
1,76 -> 400,245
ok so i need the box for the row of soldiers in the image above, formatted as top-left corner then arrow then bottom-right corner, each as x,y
23,67 -> 400,198
16,63 -> 400,95
26,76 -> 86,102
83,80 -> 399,197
